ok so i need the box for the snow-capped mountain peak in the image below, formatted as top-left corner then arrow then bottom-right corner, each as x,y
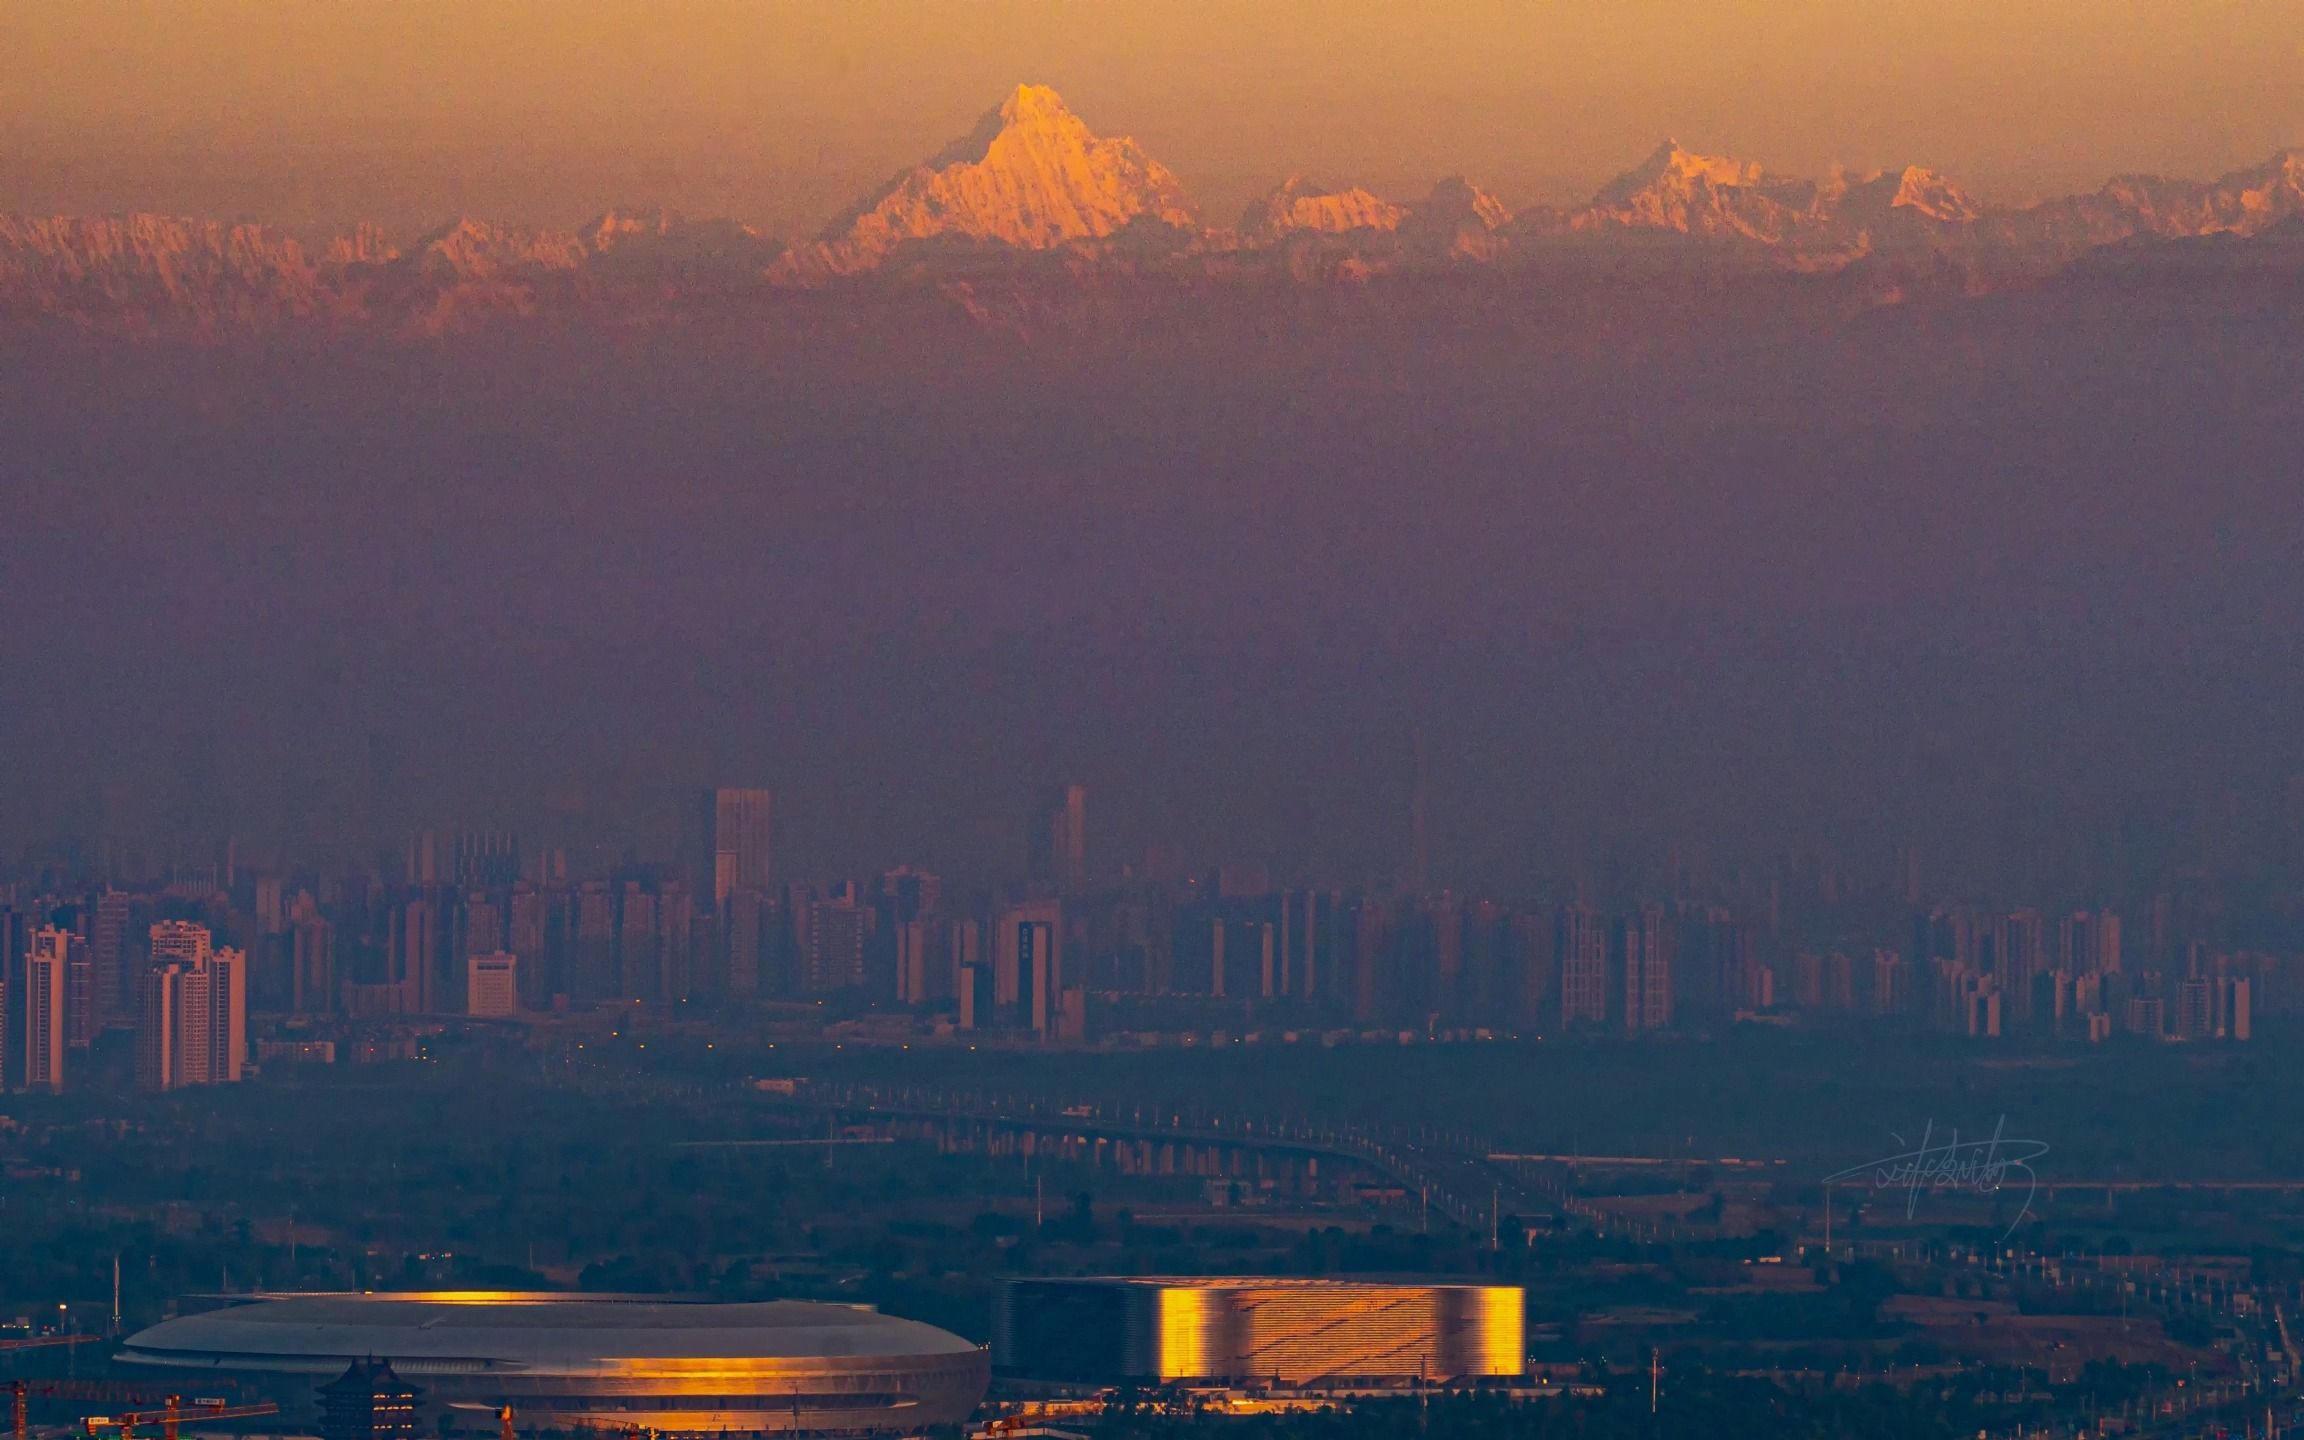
6,94 -> 2303,331
1240,176 -> 1406,238
1825,165 -> 1983,225
792,82 -> 1198,276
1882,166 -> 1980,220
1597,141 -> 1770,205
1581,141 -> 1819,243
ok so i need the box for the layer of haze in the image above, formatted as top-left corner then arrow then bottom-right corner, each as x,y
4,278 -> 2302,897
5,1 -> 2301,236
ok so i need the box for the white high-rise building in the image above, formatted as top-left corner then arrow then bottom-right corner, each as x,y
136,923 -> 243,1090
138,961 -> 213,1091
466,952 -> 520,1018
25,927 -> 69,1091
135,966 -> 177,1092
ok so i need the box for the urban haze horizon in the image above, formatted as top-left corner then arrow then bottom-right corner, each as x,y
23,761 -> 2296,916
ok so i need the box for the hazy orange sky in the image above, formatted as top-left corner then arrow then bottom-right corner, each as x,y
4,1 -> 2299,237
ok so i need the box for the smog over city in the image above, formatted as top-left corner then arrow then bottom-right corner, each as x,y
2,6 -> 2302,1440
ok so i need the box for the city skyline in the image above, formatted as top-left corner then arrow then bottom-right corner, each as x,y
0,762 -> 2281,1101
23,751 -> 2304,911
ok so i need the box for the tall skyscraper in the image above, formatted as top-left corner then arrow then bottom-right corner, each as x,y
722,887 -> 765,998
949,917 -> 981,1003
1510,910 -> 1555,1027
1028,784 -> 1087,894
291,893 -> 335,1015
2177,976 -> 2214,1039
405,829 -> 442,887
24,927 -> 69,1091
92,890 -> 131,1020
2057,909 -> 2122,977
255,874 -> 286,935
657,881 -> 695,1002
1617,904 -> 1673,1032
1995,909 -> 2047,1019
895,919 -> 934,1006
65,933 -> 93,1051
1351,898 -> 1388,1024
135,963 -> 180,1092
508,884 -> 550,1005
1557,904 -> 1608,1026
1870,949 -> 1913,1016
804,897 -> 867,993
699,789 -> 774,907
957,961 -> 992,1031
1791,952 -> 1826,1009
1429,893 -> 1464,1015
995,900 -> 1063,1028
1253,917 -> 1284,1000
136,922 -> 243,1090
461,890 -> 505,961
1027,915 -> 1063,1031
574,882 -> 617,1003
619,883 -> 660,1002
1282,889 -> 1343,1003
2223,976 -> 2252,1041
2092,911 -> 2123,975
209,947 -> 247,1082
1915,905 -> 1983,972
1462,900 -> 1506,1018
393,897 -> 439,1013
137,961 -> 210,1091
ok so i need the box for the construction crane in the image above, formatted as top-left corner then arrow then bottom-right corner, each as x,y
12,1383 -> 201,1440
0,1336 -> 103,1432
85,1398 -> 278,1440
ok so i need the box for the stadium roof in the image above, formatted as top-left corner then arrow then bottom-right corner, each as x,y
123,1295 -> 979,1373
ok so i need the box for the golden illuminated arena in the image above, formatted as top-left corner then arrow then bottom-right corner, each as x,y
993,1278 -> 1524,1386
120,1293 -> 989,1436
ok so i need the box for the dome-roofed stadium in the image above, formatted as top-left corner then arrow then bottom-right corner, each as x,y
120,1293 -> 989,1436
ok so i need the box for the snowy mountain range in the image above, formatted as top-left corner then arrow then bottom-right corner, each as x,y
4,83 -> 2300,333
